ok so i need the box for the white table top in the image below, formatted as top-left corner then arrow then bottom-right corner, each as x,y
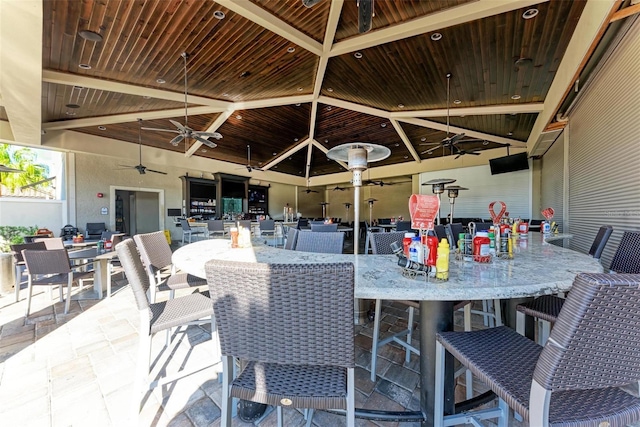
172,233 -> 602,301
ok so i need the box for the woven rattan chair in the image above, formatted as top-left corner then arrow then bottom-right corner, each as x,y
284,228 -> 299,250
394,220 -> 412,232
33,237 -> 65,250
367,232 -> 474,396
295,231 -> 344,254
133,231 -> 207,302
10,242 -> 47,302
516,226 -> 614,344
609,230 -> 640,274
310,223 -> 338,232
180,219 -> 205,244
21,248 -> 93,315
435,273 -> 640,427
205,260 -> 355,427
115,239 -> 218,415
205,220 -> 226,239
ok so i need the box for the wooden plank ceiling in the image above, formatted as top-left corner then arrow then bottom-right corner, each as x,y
40,0 -> 589,179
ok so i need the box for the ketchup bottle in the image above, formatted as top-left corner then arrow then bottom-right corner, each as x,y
422,233 -> 438,266
473,231 -> 491,262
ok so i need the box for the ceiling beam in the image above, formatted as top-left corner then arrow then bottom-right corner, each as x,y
526,0 -> 618,153
318,95 -> 390,119
0,0 -> 43,145
43,70 -> 230,108
390,119 -> 421,163
398,117 -> 526,147
214,0 -> 323,56
311,138 -> 348,170
610,2 -> 640,22
184,109 -> 234,157
304,141 -> 313,181
329,0 -> 547,57
261,137 -> 310,171
389,103 -> 545,119
233,94 -> 314,110
41,106 -> 226,131
308,101 -> 319,140
312,0 -> 344,98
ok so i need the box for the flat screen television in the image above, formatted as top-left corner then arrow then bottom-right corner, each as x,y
489,152 -> 529,175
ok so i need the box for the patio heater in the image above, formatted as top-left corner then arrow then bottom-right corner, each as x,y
444,185 -> 468,223
343,202 -> 352,224
365,198 -> 378,225
319,202 -> 329,219
422,178 -> 456,225
326,143 -> 390,255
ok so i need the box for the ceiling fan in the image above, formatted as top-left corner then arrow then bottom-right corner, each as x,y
332,185 -> 349,191
118,119 -> 167,175
301,179 -> 319,194
454,147 -> 481,159
302,0 -> 374,33
238,145 -> 264,172
142,52 -> 222,148
419,73 -> 484,156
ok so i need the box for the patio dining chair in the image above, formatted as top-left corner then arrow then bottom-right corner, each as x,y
310,223 -> 338,232
435,273 -> 640,427
133,231 -> 207,302
284,228 -> 299,250
516,225 -> 615,344
180,219 -> 205,244
206,220 -> 226,239
205,260 -> 355,427
21,248 -> 94,315
10,241 -> 46,302
295,231 -> 344,254
258,219 -> 276,246
34,236 -> 65,250
115,240 -> 218,416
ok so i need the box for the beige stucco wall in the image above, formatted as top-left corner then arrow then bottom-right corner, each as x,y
0,198 -> 64,232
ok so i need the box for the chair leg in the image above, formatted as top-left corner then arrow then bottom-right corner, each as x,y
497,398 -> 509,427
25,277 -> 34,316
434,341 -> 446,427
516,311 -> 526,336
346,367 -> 355,427
493,299 -> 503,326
221,356 -> 233,427
14,265 -> 23,303
64,276 -> 72,314
370,298 -> 383,382
539,320 -> 551,346
463,302 -> 474,400
406,306 -> 415,364
134,329 -> 151,417
276,406 -> 283,427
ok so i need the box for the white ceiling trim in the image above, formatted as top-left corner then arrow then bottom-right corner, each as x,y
214,0 -> 323,56
329,0 -> 548,57
304,142 -> 314,180
390,119 -> 421,163
527,0 -> 618,153
398,117 -> 526,147
41,106 -> 226,131
324,0 -> 344,53
390,103 -> 545,119
317,95 -> 390,118
232,94 -> 314,110
308,101 -> 319,140
261,137 -> 311,171
43,70 -> 230,108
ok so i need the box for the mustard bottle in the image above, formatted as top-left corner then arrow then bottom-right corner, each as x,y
436,238 -> 450,280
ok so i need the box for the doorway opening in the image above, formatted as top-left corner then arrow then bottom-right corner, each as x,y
110,186 -> 165,236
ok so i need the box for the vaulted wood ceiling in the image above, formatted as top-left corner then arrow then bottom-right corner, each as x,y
2,0 -> 625,180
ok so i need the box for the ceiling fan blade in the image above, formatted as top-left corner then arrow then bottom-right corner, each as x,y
196,131 -> 222,139
302,0 -> 323,7
193,135 -> 217,148
467,151 -> 481,155
141,126 -> 180,134
446,133 -> 465,145
169,120 -> 190,133
455,154 -> 462,159
419,142 -> 441,146
170,134 -> 185,145
146,168 -> 168,175
117,164 -> 136,169
457,138 -> 485,144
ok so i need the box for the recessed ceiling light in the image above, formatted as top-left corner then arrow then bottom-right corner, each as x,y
453,99 -> 461,104
482,141 -> 489,146
294,138 -> 299,142
272,152 -> 277,156
327,87 -> 334,92
511,113 -> 517,116
98,126 -> 106,131
223,93 -> 229,97
324,139 -> 328,143
65,103 -> 80,109
235,115 -> 242,120
295,103 -> 301,106
430,33 -> 442,41
420,137 -> 426,142
201,149 -> 208,153
156,78 -> 166,84
213,10 -> 225,19
287,47 -> 295,53
298,171 -> 302,174
404,155 -> 409,159
397,104 -> 405,108
143,95 -> 151,99
65,111 -> 77,116
394,143 -> 399,147
522,8 -> 539,19
354,52 -> 363,59
297,87 -> 303,92
274,166 -> 278,169
381,123 -> 387,128
79,63 -> 92,70
240,71 -> 251,78
511,94 -> 521,100
78,30 -> 103,42
508,132 -> 514,136
326,106 -> 332,111
73,85 -> 84,90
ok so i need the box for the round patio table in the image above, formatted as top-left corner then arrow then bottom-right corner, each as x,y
173,233 -> 602,425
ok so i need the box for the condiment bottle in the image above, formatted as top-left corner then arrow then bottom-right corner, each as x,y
435,238 -> 450,280
488,228 -> 496,255
473,231 -> 491,262
403,232 -> 415,257
409,237 -> 423,263
422,233 -> 438,267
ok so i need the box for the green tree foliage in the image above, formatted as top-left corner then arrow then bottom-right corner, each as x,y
0,144 -> 50,192
0,226 -> 39,252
